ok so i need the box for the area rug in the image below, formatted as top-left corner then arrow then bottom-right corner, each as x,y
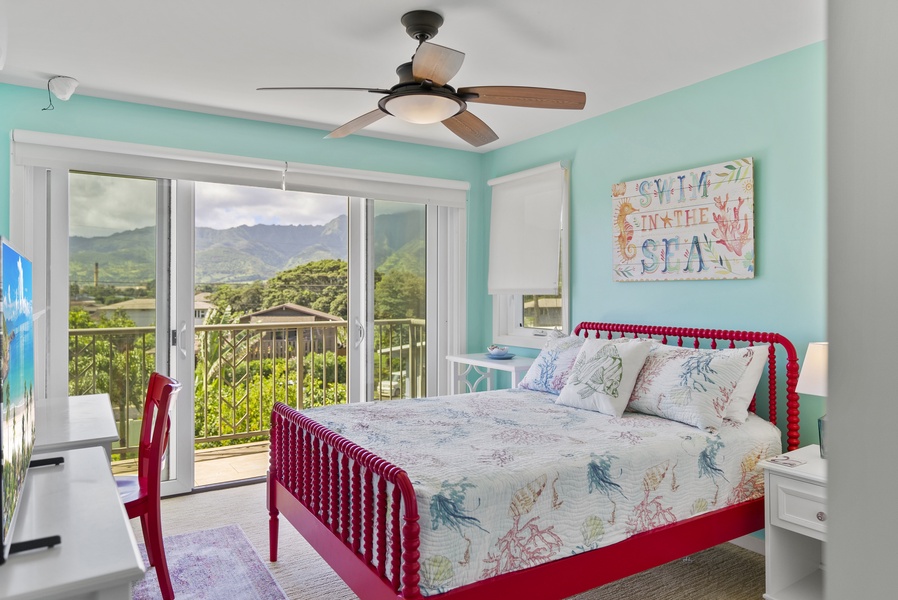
132,524 -> 286,600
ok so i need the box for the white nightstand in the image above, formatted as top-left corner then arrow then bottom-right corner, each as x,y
446,353 -> 534,394
761,444 -> 827,600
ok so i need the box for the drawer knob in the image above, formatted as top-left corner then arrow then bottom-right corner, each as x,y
817,511 -> 827,522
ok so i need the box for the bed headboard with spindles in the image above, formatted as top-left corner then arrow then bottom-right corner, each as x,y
572,322 -> 802,450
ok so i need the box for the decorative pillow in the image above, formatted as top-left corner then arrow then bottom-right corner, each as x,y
627,344 -> 754,431
556,338 -> 652,417
724,344 -> 769,422
518,334 -> 585,395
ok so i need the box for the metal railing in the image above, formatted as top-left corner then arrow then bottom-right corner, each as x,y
68,318 -> 426,459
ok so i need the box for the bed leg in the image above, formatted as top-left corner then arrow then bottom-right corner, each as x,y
269,511 -> 279,562
267,472 -> 280,562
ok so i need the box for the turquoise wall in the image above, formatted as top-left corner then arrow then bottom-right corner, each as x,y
0,42 -> 825,443
476,43 -> 826,444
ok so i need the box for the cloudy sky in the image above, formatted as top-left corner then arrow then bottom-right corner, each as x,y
69,174 -> 347,238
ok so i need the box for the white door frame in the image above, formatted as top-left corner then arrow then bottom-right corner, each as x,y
168,180 -> 196,493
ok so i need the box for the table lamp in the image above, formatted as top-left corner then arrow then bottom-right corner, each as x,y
795,342 -> 828,458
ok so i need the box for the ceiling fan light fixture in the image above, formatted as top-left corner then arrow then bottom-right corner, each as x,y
381,92 -> 463,125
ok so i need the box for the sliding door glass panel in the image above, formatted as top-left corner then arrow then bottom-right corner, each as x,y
372,200 -> 427,400
193,182 -> 348,486
68,172 -> 162,474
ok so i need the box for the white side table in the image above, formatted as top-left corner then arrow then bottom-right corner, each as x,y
761,444 -> 826,600
446,353 -> 534,394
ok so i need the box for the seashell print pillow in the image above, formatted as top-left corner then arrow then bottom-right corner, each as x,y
555,338 -> 652,417
724,344 -> 769,422
517,333 -> 585,395
627,344 -> 754,431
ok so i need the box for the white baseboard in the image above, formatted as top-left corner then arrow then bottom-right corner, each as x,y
730,534 -> 765,555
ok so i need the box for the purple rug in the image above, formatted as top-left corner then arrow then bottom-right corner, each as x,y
133,525 -> 286,600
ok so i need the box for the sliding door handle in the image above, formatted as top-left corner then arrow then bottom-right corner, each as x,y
178,320 -> 188,359
354,318 -> 366,349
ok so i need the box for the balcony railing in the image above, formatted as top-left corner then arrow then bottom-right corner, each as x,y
68,319 -> 426,459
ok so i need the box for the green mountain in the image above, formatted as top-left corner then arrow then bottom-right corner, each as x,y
69,212 -> 425,285
194,218 -> 348,282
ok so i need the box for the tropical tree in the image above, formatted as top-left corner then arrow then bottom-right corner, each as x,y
374,269 -> 425,318
263,259 -> 348,318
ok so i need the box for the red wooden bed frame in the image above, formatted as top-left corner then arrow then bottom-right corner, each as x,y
268,322 -> 800,600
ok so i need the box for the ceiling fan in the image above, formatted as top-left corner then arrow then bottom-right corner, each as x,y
258,10 -> 587,147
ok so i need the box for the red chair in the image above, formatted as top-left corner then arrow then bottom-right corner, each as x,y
116,372 -> 182,600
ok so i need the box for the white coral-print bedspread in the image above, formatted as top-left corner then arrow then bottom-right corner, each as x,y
302,388 -> 782,596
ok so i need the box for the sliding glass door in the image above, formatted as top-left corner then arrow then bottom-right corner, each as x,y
191,182 -> 349,486
371,200 -> 427,400
11,131 -> 467,494
65,172 -> 194,493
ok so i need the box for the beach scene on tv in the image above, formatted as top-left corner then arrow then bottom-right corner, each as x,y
1,241 -> 36,552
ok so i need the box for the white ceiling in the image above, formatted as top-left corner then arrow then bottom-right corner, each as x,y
0,0 -> 825,153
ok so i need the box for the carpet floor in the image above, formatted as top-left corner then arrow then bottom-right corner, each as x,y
133,524 -> 286,600
134,481 -> 766,599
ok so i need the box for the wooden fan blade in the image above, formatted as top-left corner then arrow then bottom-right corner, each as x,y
442,111 -> 498,147
325,109 -> 387,139
257,87 -> 391,94
412,42 -> 465,86
458,86 -> 586,110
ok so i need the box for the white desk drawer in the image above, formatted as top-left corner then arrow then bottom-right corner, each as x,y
770,473 -> 827,541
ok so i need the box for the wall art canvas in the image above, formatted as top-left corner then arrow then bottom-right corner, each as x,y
612,157 -> 754,282
1,239 -> 36,562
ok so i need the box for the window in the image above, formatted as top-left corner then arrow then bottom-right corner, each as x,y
488,162 -> 569,348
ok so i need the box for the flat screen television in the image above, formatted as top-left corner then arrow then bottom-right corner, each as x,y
0,239 -> 36,564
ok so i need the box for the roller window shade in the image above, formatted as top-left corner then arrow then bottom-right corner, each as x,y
487,162 -> 567,295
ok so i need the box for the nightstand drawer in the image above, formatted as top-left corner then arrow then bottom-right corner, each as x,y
770,473 -> 827,541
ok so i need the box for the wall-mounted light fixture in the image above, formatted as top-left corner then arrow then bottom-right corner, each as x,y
43,75 -> 79,111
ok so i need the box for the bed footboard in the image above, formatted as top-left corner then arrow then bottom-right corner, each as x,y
268,402 -> 422,599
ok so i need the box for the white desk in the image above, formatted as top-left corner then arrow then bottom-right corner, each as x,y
447,353 -> 535,394
0,447 -> 145,600
35,394 -> 119,456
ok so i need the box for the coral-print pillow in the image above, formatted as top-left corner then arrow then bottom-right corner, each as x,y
725,344 -> 769,422
556,338 -> 652,417
627,344 -> 754,431
518,334 -> 585,395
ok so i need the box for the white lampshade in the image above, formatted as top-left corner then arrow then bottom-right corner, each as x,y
48,76 -> 79,101
796,342 -> 827,397
382,93 -> 462,124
